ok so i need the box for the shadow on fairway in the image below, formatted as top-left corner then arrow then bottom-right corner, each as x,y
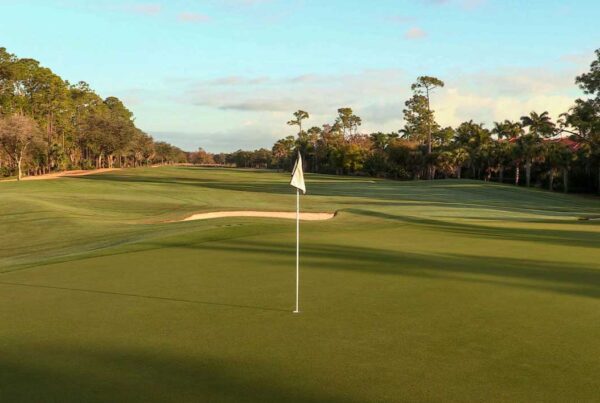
0,344 -> 356,402
76,172 -> 600,220
0,281 -> 289,313
180,239 -> 600,300
345,209 -> 600,248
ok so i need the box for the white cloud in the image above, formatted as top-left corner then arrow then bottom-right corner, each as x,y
221,0 -> 273,5
386,15 -> 414,24
129,3 -> 161,16
180,69 -> 407,114
206,76 -> 270,86
132,64 -> 584,151
405,27 -> 427,39
217,100 -> 293,112
460,0 -> 486,10
420,0 -> 486,9
435,89 -> 574,128
178,12 -> 210,23
454,67 -> 576,97
150,127 -> 282,152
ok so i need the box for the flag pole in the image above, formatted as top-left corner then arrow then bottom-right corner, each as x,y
294,188 -> 300,313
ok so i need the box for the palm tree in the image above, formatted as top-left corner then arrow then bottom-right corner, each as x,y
370,132 -> 393,154
559,99 -> 600,193
478,142 -> 496,181
520,111 -> 556,138
543,141 -> 573,192
516,134 -> 543,187
493,140 -> 514,183
492,119 -> 523,140
492,120 -> 524,185
492,121 -> 507,139
454,120 -> 491,179
451,147 -> 469,179
518,112 -> 557,187
435,150 -> 453,178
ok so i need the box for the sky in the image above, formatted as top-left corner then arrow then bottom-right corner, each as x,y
1,0 -> 599,152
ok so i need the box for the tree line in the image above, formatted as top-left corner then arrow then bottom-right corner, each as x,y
3,46 -> 598,194
207,49 -> 600,194
0,47 -> 186,180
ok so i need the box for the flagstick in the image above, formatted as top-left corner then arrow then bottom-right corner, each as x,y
294,188 -> 300,314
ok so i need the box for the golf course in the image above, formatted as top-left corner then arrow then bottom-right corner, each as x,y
1,166 -> 599,402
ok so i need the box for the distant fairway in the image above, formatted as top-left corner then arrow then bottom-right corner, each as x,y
1,167 -> 599,402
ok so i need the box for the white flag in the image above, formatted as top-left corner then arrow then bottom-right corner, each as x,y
290,152 -> 306,194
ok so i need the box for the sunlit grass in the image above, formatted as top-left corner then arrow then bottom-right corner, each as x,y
0,167 -> 599,402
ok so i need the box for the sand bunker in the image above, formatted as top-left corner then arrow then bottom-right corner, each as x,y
182,211 -> 336,222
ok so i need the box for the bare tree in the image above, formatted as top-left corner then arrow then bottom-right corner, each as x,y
0,114 -> 42,180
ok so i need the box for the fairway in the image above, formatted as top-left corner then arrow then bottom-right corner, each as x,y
1,167 -> 599,402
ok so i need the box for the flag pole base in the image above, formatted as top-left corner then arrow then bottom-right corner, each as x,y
293,310 -> 300,314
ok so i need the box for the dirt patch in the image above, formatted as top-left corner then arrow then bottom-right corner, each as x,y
2,168 -> 121,182
182,211 -> 336,222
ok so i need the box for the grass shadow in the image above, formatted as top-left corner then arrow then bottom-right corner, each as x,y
346,209 -> 600,248
0,344 -> 355,402
170,238 -> 600,300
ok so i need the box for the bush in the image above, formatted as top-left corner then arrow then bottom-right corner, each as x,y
0,166 -> 12,177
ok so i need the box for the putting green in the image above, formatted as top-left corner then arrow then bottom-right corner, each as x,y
0,167 -> 599,402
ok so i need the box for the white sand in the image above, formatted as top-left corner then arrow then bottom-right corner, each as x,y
182,211 -> 336,222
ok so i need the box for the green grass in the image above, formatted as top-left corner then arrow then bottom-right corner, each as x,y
1,166 -> 599,402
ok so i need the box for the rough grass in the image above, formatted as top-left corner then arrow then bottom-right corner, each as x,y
0,166 -> 599,402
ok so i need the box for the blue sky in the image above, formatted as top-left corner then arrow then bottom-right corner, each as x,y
1,0 -> 598,151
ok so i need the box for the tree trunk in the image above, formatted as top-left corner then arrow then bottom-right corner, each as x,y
456,166 -> 461,179
16,144 -> 29,181
47,116 -> 51,173
548,170 -> 554,191
499,166 -> 504,183
515,165 -> 520,185
426,88 -> 432,155
525,160 -> 532,187
562,168 -> 568,193
17,154 -> 22,181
